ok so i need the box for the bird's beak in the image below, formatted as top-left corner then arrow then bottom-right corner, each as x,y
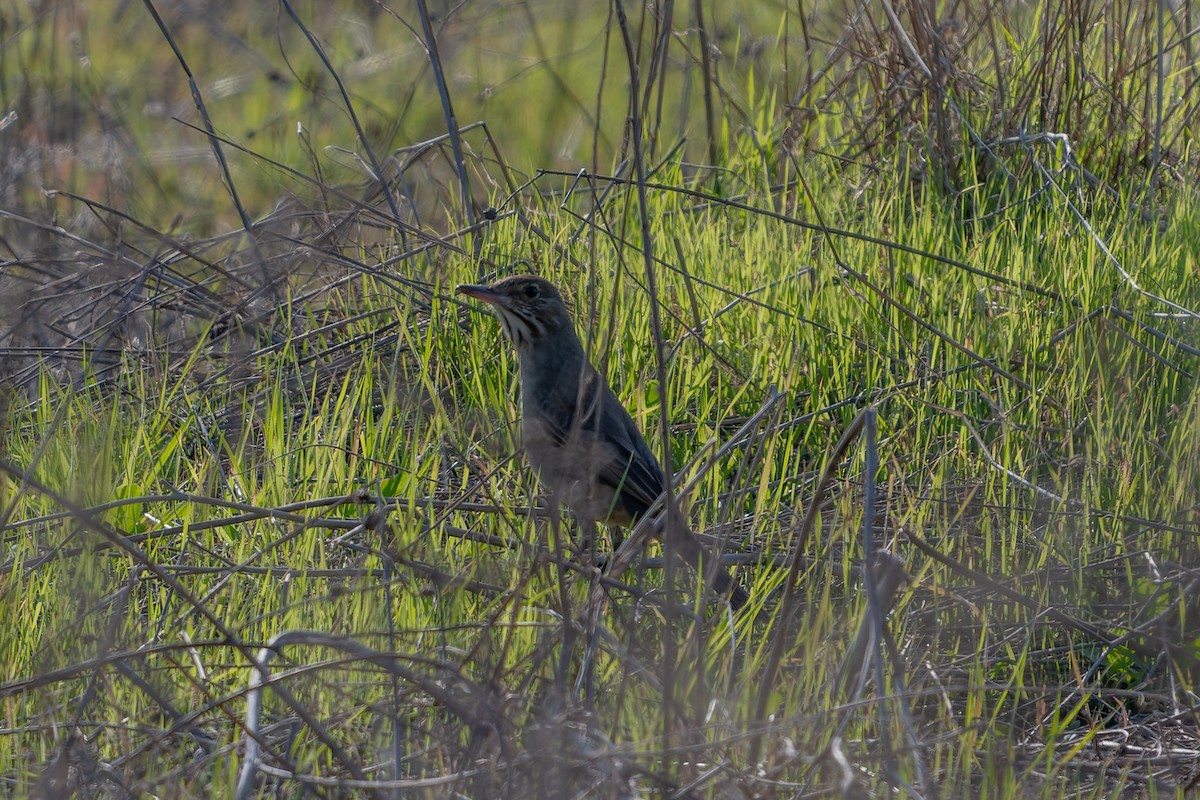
456,284 -> 503,306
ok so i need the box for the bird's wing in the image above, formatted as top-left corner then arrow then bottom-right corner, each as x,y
588,383 -> 667,516
538,367 -> 667,516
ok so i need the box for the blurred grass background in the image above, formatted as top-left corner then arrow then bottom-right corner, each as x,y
2,0 -> 1200,797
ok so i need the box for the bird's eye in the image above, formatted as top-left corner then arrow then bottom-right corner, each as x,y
524,285 -> 540,298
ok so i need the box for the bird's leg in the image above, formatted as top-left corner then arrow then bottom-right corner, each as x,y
582,524 -> 623,572
605,524 -> 625,556
545,496 -> 560,541
576,517 -> 600,565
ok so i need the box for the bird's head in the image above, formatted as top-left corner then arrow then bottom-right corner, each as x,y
457,275 -> 573,349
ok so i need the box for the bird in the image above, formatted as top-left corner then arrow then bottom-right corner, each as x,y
457,275 -> 749,609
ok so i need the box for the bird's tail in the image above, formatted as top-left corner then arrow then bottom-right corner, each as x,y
660,513 -> 749,610
713,570 -> 750,610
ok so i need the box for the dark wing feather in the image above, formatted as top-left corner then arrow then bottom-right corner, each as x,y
536,367 -> 667,520
586,380 -> 667,519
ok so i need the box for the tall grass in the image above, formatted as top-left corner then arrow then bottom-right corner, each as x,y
2,0 -> 1199,797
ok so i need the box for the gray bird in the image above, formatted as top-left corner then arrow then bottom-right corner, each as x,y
458,275 -> 749,609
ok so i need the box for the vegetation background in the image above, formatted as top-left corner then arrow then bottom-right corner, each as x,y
2,0 -> 1200,797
